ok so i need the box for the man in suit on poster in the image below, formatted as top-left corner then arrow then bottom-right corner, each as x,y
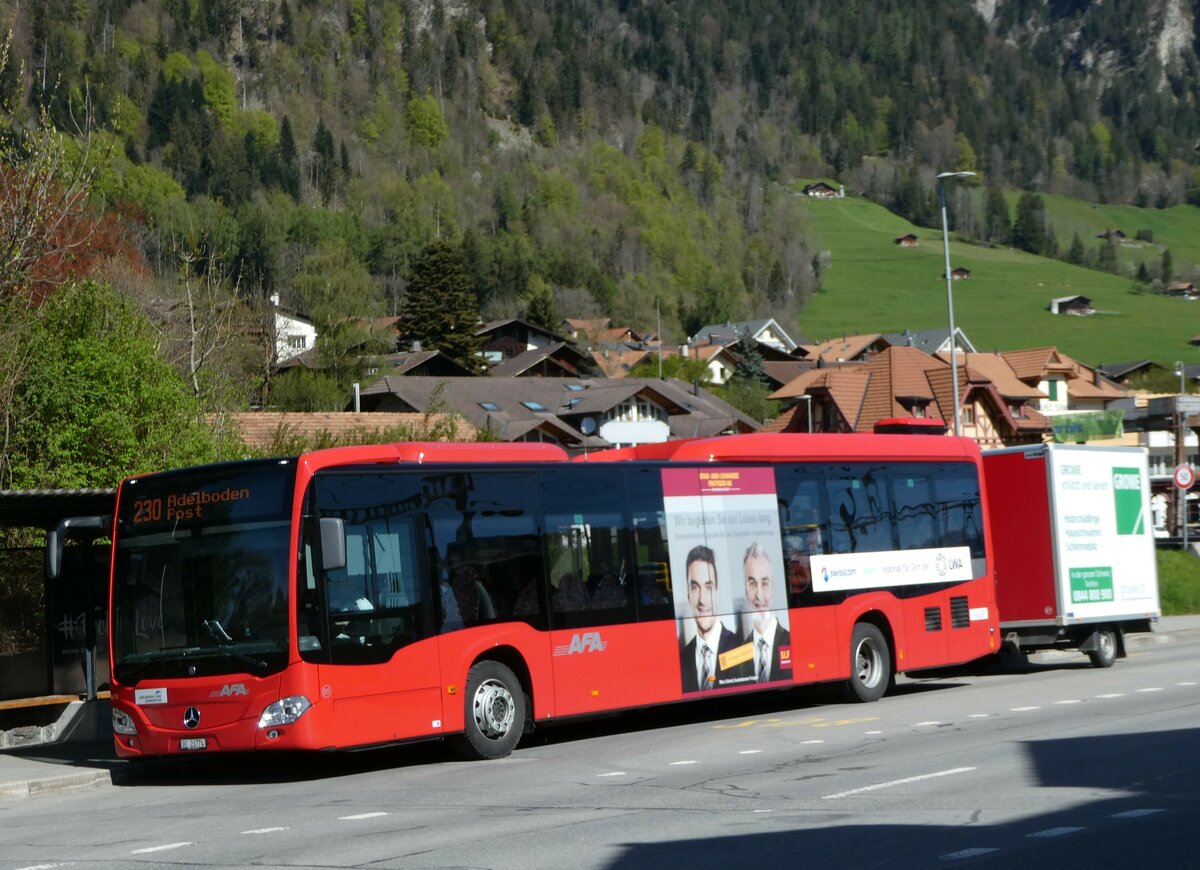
742,542 -> 791,683
679,544 -> 744,692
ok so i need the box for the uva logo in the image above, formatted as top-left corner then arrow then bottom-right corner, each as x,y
553,631 -> 608,656
209,683 -> 248,698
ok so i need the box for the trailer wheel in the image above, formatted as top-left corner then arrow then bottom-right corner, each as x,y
451,661 -> 525,760
1087,628 -> 1117,669
848,623 -> 891,702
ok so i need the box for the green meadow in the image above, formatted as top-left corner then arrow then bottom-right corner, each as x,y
796,194 -> 1200,368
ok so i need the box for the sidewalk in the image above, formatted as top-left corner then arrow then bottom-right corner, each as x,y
3,617 -> 1200,801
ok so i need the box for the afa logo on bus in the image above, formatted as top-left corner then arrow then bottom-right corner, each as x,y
553,632 -> 607,656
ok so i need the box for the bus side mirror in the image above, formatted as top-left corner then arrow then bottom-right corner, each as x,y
319,517 -> 346,572
46,515 -> 110,579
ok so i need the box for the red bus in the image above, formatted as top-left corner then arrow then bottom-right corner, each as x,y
48,433 -> 998,760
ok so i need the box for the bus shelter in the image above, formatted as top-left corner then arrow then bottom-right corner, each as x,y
0,490 -> 115,711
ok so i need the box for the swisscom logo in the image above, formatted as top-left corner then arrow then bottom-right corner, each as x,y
1112,467 -> 1143,535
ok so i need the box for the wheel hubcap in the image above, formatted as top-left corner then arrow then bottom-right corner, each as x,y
473,678 -> 515,740
856,641 -> 880,687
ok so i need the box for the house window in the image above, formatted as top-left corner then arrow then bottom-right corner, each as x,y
962,406 -> 976,425
913,405 -> 926,418
288,335 -> 307,349
522,401 -> 547,411
479,402 -> 500,412
1047,380 -> 1059,401
1010,403 -> 1025,418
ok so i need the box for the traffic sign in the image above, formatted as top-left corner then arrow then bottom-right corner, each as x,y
1174,463 -> 1194,490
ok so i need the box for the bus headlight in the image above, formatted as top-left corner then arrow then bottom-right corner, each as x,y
257,695 -> 312,728
112,708 -> 138,735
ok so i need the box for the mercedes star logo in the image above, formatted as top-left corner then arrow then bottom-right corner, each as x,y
183,707 -> 201,729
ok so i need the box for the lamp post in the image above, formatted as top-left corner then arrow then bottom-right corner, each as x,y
938,170 -> 976,437
1175,361 -> 1188,548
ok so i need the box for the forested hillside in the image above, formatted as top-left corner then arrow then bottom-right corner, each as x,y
1,0 -> 1199,430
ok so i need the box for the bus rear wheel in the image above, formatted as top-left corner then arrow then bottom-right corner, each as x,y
848,623 -> 891,702
452,661 -> 525,760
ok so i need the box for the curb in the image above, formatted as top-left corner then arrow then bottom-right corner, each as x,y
0,769 -> 111,801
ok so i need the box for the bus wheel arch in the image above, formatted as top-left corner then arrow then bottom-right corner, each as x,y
450,648 -> 532,760
848,616 -> 893,702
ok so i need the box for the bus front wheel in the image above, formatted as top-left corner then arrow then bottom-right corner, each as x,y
848,623 -> 891,702
452,661 -> 525,760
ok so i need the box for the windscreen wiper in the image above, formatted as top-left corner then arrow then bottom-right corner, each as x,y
203,619 -> 268,674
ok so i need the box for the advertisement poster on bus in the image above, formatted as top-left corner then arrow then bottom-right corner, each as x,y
662,467 -> 791,693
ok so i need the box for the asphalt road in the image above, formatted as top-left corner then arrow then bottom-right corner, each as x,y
1,641 -> 1197,869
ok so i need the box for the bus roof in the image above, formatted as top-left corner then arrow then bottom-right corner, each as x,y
577,432 -> 980,464
301,440 -> 570,472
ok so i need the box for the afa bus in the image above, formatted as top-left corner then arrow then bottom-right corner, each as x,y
47,433 -> 998,761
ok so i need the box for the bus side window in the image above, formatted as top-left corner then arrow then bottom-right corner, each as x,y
826,464 -> 895,554
776,467 -> 831,606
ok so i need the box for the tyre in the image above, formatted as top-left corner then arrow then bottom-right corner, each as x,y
451,661 -> 526,760
848,623 -> 891,702
1087,627 -> 1117,669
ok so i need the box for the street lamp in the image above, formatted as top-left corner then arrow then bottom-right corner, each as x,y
938,170 -> 976,437
1175,361 -> 1188,548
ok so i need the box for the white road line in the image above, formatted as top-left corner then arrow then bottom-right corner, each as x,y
1028,826 -> 1085,838
669,760 -> 697,766
1096,693 -> 1125,698
132,842 -> 193,854
914,720 -> 943,726
1054,699 -> 1082,705
597,771 -> 627,777
1109,809 -> 1165,819
1010,706 -> 1040,711
1136,687 -> 1163,693
865,730 -> 883,735
738,750 -> 762,755
1177,681 -> 1197,686
339,812 -> 388,820
941,847 -> 999,860
15,864 -> 62,870
968,713 -> 989,718
800,739 -> 824,745
242,827 -> 289,834
822,766 -> 976,800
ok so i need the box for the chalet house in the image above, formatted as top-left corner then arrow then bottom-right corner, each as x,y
489,342 -> 600,378
270,293 -> 317,363
1000,347 -> 1126,415
766,346 -> 1048,448
1097,229 -> 1127,241
801,333 -> 889,364
476,318 -> 568,363
1166,281 -> 1199,299
685,343 -> 741,385
894,233 -> 919,247
379,349 -> 476,377
224,411 -> 476,450
1097,360 -> 1157,384
945,267 -> 972,280
880,327 -> 976,357
1048,295 -> 1094,316
591,347 -> 653,378
802,182 -> 840,198
692,318 -> 801,353
352,376 -> 758,451
560,317 -> 643,349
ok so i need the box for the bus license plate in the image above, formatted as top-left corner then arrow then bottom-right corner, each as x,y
179,738 -> 207,751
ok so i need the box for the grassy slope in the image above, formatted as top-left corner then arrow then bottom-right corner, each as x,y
797,194 -> 1200,367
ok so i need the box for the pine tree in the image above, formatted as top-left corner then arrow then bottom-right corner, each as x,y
732,333 -> 769,387
277,115 -> 300,200
1011,193 -> 1048,256
1162,248 -> 1174,283
312,119 -> 336,205
401,241 -> 484,369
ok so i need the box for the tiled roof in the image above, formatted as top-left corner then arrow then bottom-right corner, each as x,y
806,334 -> 884,363
224,412 -> 475,449
591,348 -> 652,377
953,353 -> 1046,399
489,342 -> 597,377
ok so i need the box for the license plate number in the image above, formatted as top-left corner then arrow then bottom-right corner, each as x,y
179,737 -> 207,751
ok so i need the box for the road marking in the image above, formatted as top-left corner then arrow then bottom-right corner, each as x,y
968,713 -> 989,718
669,760 -> 697,766
1136,687 -> 1163,693
822,766 -> 976,800
1010,706 -> 1040,711
738,750 -> 762,755
242,827 -> 289,834
1096,693 -> 1125,698
15,865 -> 62,870
339,812 -> 388,820
800,739 -> 824,745
1176,681 -> 1196,686
1054,699 -> 1082,705
597,771 -> 627,777
941,847 -> 999,860
132,843 -> 193,854
1028,826 -> 1085,838
1109,809 -> 1165,819
865,730 -> 883,735
813,716 -> 880,728
914,720 -> 943,726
